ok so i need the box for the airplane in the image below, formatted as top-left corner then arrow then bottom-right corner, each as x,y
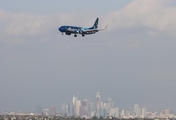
58,18 -> 108,37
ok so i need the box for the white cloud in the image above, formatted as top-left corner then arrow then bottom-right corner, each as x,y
108,0 -> 176,36
0,9 -> 98,43
0,10 -> 55,37
0,0 -> 176,43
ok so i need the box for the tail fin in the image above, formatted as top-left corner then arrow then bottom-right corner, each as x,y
91,18 -> 99,29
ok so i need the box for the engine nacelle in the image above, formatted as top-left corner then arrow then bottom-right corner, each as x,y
66,32 -> 71,35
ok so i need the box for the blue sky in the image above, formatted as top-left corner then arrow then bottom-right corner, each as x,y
0,0 -> 176,113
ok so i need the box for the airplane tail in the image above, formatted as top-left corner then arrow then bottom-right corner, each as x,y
90,18 -> 99,29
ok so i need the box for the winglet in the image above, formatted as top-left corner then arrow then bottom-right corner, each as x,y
105,24 -> 109,29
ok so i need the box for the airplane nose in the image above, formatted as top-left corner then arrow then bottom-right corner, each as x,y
58,27 -> 61,31
59,26 -> 63,32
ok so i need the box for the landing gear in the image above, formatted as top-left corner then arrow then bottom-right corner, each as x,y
74,34 -> 77,37
62,33 -> 63,35
82,34 -> 85,37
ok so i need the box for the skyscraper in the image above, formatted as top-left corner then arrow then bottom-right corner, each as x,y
72,95 -> 78,116
72,95 -> 77,105
121,110 -> 125,118
35,105 -> 42,115
90,102 -> 94,113
79,106 -> 86,116
141,108 -> 146,118
134,104 -> 139,116
69,102 -> 73,116
81,99 -> 90,116
75,100 -> 81,116
96,92 -> 101,117
66,105 -> 69,116
165,109 -> 170,115
61,104 -> 66,115
50,106 -> 56,115
115,107 -> 119,118
107,98 -> 114,110
138,108 -> 141,116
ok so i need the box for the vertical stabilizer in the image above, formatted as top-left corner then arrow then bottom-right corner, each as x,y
91,18 -> 99,29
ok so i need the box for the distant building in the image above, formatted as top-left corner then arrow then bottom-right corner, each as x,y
165,109 -> 170,115
114,107 -> 119,118
76,100 -> 81,116
72,95 -> 78,116
134,104 -> 139,116
121,110 -> 125,118
61,104 -> 66,115
141,108 -> 146,118
138,108 -> 141,116
96,92 -> 101,117
109,107 -> 119,118
72,95 -> 77,105
90,102 -> 94,115
35,105 -> 42,115
79,106 -> 86,116
100,108 -> 107,117
69,102 -> 73,116
126,111 -> 131,118
81,99 -> 90,116
107,98 -> 114,110
42,109 -> 49,116
66,105 -> 69,116
50,106 -> 56,115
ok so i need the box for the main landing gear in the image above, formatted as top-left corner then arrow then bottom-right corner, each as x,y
73,34 -> 84,37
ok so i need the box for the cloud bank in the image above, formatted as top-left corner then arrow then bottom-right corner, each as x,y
0,0 -> 176,43
109,0 -> 176,36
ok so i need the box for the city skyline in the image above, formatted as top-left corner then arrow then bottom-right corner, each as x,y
59,92 -> 175,118
1,92 -> 175,119
1,92 -> 174,114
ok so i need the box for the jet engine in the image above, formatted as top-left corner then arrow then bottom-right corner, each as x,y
65,32 -> 71,35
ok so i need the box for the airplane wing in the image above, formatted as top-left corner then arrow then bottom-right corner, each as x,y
83,24 -> 108,32
83,28 -> 107,32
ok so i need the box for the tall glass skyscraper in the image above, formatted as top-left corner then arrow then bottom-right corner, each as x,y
134,104 -> 139,116
96,92 -> 101,117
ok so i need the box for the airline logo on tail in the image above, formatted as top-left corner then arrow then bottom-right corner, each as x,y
93,18 -> 99,29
